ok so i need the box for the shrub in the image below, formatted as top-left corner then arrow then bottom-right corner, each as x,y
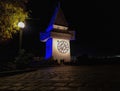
14,49 -> 34,69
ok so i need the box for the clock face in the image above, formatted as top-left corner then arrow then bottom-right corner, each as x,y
57,40 -> 69,54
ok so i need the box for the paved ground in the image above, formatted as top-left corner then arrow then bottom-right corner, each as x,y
0,64 -> 120,91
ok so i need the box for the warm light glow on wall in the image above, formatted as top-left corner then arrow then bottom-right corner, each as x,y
53,25 -> 68,30
53,38 -> 70,53
52,38 -> 70,62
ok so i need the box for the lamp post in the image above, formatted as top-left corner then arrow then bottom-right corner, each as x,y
18,22 -> 25,52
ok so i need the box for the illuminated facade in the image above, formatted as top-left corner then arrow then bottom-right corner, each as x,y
40,3 -> 75,63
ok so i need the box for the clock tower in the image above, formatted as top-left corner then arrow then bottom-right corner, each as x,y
40,3 -> 75,63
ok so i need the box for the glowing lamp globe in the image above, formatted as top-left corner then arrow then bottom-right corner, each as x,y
18,22 -> 25,28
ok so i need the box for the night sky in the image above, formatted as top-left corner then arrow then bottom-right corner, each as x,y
0,0 -> 120,60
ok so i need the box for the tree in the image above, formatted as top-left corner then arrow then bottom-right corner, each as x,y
0,0 -> 29,42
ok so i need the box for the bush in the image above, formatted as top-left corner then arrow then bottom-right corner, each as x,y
14,49 -> 34,69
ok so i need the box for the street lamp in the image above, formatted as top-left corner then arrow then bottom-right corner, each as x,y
18,22 -> 25,52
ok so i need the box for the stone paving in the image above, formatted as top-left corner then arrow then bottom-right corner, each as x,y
0,64 -> 120,91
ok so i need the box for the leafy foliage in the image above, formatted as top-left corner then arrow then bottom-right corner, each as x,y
0,0 -> 29,42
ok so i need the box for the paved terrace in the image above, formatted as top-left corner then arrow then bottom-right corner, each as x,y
0,64 -> 120,91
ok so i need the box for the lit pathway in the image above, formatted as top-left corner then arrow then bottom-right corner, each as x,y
0,64 -> 120,91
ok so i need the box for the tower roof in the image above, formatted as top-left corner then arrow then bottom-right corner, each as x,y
40,2 -> 75,42
53,5 -> 68,26
46,3 -> 68,32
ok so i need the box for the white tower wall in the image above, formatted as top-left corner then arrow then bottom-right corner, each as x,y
52,38 -> 71,63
